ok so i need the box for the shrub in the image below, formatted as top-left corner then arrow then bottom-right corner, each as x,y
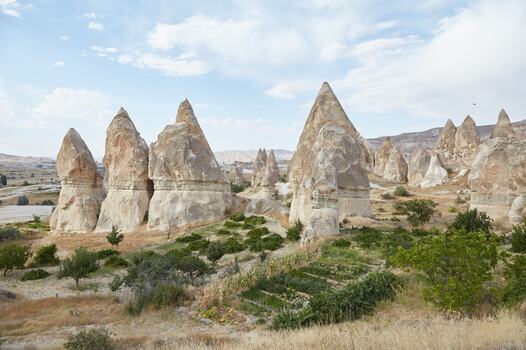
175,232 -> 203,243
242,222 -> 255,229
231,183 -> 249,193
31,244 -> 60,267
0,173 -> 6,186
106,225 -> 124,250
245,215 -> 266,226
229,213 -> 246,222
392,229 -> 498,312
21,268 -> 50,281
206,241 -> 225,265
224,220 -> 242,229
0,244 -> 31,276
499,255 -> 526,306
261,234 -> 284,251
221,237 -> 246,254
59,248 -> 99,288
151,284 -> 188,308
511,219 -> 526,253
40,199 -> 54,205
216,229 -> 232,236
64,327 -> 114,350
0,226 -> 20,241
331,238 -> 351,248
95,249 -> 119,260
449,209 -> 493,237
188,239 -> 210,254
394,186 -> 409,197
17,195 -> 29,205
381,192 -> 394,200
165,249 -> 212,280
352,227 -> 383,249
394,199 -> 437,227
104,255 -> 129,268
247,227 -> 269,238
381,228 -> 413,262
286,220 -> 304,241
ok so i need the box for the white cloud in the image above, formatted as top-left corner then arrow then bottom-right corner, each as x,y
1,0 -> 20,17
117,52 -> 210,77
349,35 -> 422,59
0,79 -> 14,120
265,80 -> 314,99
88,22 -> 104,31
84,12 -> 97,19
60,35 -> 69,41
91,46 -> 118,54
376,20 -> 399,30
51,61 -> 64,67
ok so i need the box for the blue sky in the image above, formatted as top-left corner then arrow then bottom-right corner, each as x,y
1,0 -> 525,157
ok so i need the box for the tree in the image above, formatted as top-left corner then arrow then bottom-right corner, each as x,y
449,209 -> 493,237
17,195 -> 29,206
0,244 -> 31,276
59,248 -> 99,288
393,228 -> 498,312
31,244 -> 60,267
106,225 -> 124,251
511,219 -> 526,253
206,241 -> 225,266
64,328 -> 114,350
0,174 -> 6,186
395,199 -> 437,227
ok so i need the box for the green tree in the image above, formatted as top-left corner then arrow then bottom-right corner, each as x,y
449,209 -> 493,237
106,225 -> 124,251
0,174 -> 6,186
395,199 -> 437,227
511,219 -> 526,253
499,255 -> 526,306
59,248 -> 99,288
206,241 -> 225,265
0,244 -> 31,276
393,228 -> 498,312
17,195 -> 29,206
31,244 -> 60,267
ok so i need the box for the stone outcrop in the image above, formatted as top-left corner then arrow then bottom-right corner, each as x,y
50,129 -> 105,233
232,166 -> 245,185
148,99 -> 237,232
374,138 -> 408,183
259,149 -> 280,199
289,82 -> 371,239
420,152 -> 448,188
469,137 -> 526,220
433,119 -> 457,167
491,109 -> 515,140
509,195 -> 526,224
245,198 -> 290,227
95,108 -> 152,233
407,149 -> 432,187
251,149 -> 267,187
454,115 -> 480,165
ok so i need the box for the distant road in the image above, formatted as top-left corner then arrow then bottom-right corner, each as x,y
0,205 -> 53,224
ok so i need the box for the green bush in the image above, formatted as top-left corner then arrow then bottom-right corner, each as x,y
0,173 -> 6,186
381,228 -> 413,261
21,268 -> 50,281
221,237 -> 245,254
216,228 -> 232,236
394,199 -> 437,227
95,249 -> 119,260
245,215 -> 266,226
229,213 -> 246,222
262,234 -> 284,251
106,225 -> 124,250
246,227 -> 269,238
242,222 -> 255,229
206,241 -> 225,265
449,209 -> 493,237
0,226 -> 20,241
392,229 -> 498,312
175,232 -> 203,243
104,255 -> 129,268
499,255 -> 526,306
511,219 -> 526,253
224,220 -> 242,229
331,238 -> 351,248
244,231 -> 284,252
151,284 -> 188,308
352,227 -> 383,248
231,183 -> 249,193
0,244 -> 31,276
165,250 -> 212,280
17,195 -> 29,205
59,248 -> 99,288
64,327 -> 114,350
394,186 -> 409,197
31,244 -> 60,267
286,220 -> 304,241
188,239 -> 210,254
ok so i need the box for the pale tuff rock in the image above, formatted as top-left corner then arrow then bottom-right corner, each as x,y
469,138 -> 526,220
433,119 -> 457,165
374,138 -> 408,183
420,152 -> 448,188
408,149 -> 432,187
289,90 -> 372,238
251,149 -> 267,186
454,115 -> 481,165
245,198 -> 290,227
50,128 -> 105,233
148,99 -> 238,231
509,195 -> 526,224
232,166 -> 245,185
261,150 -> 280,187
491,109 -> 515,140
95,108 -> 152,233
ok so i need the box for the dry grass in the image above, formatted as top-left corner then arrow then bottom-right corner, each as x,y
0,296 -> 126,336
154,311 -> 526,350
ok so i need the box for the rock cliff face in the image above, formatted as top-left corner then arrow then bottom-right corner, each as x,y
433,119 -> 457,167
374,138 -> 408,183
407,149 -> 432,187
289,82 -> 370,238
148,99 -> 238,232
491,109 -> 515,140
420,153 -> 449,188
232,166 -> 245,185
251,149 -> 267,187
95,108 -> 152,233
50,129 -> 105,233
454,115 -> 481,165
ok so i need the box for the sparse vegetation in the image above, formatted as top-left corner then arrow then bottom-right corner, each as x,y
0,226 -> 20,241
286,220 -> 304,241
20,268 -> 50,281
30,244 -> 60,267
17,195 -> 29,205
394,185 -> 409,197
59,248 -> 99,288
394,199 -> 437,227
0,244 -> 31,276
64,327 -> 114,350
206,241 -> 225,265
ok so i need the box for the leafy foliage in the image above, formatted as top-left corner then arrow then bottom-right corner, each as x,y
449,209 -> 493,237
64,328 -> 114,350
59,248 -> 99,288
394,199 -> 437,227
106,225 -> 124,250
331,238 -> 351,248
103,255 -> 129,268
151,284 -> 188,308
21,268 -> 50,281
499,255 -> 526,306
31,244 -> 60,267
17,195 -> 29,206
394,186 -> 409,197
0,226 -> 20,241
224,220 -> 242,229
244,215 -> 266,226
206,241 -> 225,265
0,173 -> 6,186
175,232 -> 203,243
229,213 -> 246,222
511,219 -> 526,253
188,239 -> 210,254
0,244 -> 31,276
286,220 -> 304,241
95,249 -> 120,260
221,237 -> 246,254
352,227 -> 383,248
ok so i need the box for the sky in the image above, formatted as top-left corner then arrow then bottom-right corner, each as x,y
1,0 -> 525,158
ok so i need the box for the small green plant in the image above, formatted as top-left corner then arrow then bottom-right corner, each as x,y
106,225 -> 124,251
151,284 -> 188,308
188,239 -> 210,254
206,241 -> 225,265
216,228 -> 232,236
449,209 -> 493,237
175,232 -> 203,243
394,186 -> 409,197
331,238 -> 351,248
286,220 -> 304,241
352,227 -> 383,248
499,255 -> 526,306
0,226 -> 20,241
221,237 -> 246,254
0,244 -> 31,276
104,255 -> 129,268
224,220 -> 242,229
245,215 -> 266,226
21,268 -> 50,281
229,213 -> 246,222
95,249 -> 119,260
511,219 -> 526,253
394,199 -> 437,227
64,327 -> 114,350
31,244 -> 60,267
59,248 -> 99,288
0,173 -> 6,186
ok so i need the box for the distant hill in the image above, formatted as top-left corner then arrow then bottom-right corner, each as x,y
214,149 -> 294,164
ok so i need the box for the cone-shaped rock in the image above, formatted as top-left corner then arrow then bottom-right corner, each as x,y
233,166 -> 245,185
148,99 -> 237,231
261,150 -> 280,187
251,149 -> 267,187
408,149 -> 432,187
491,109 -> 515,140
433,119 -> 457,165
95,108 -> 152,233
374,138 -> 408,183
420,152 -> 448,188
453,115 -> 480,165
50,128 -> 105,232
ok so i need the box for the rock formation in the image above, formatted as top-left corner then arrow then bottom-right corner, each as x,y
454,115 -> 480,165
50,129 -> 105,233
509,195 -> 526,224
148,99 -> 237,232
232,166 -> 245,185
420,152 -> 448,188
374,138 -> 408,183
433,119 -> 457,166
259,149 -> 280,199
289,82 -> 371,237
95,108 -> 152,233
407,149 -> 432,187
491,108 -> 515,140
251,149 -> 267,187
